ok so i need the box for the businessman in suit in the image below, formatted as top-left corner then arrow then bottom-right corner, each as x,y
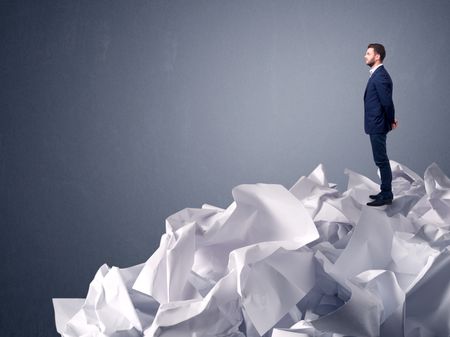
364,43 -> 398,206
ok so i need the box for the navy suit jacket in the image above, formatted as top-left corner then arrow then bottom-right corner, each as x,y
364,65 -> 395,134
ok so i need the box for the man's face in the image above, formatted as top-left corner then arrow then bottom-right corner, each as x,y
364,48 -> 379,67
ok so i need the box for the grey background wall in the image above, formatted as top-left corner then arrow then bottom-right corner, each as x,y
1,1 -> 449,336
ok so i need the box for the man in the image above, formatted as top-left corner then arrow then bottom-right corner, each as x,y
363,43 -> 398,206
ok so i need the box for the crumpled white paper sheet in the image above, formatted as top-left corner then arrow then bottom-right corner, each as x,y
53,160 -> 450,337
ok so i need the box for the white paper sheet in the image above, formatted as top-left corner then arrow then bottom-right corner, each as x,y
53,160 -> 450,337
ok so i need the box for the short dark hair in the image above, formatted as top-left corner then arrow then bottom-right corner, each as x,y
367,43 -> 386,61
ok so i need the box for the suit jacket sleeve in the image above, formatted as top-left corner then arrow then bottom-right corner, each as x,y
373,75 -> 395,129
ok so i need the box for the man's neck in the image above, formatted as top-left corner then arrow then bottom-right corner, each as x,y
371,61 -> 382,69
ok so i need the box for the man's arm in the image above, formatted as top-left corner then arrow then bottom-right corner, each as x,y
373,76 -> 396,129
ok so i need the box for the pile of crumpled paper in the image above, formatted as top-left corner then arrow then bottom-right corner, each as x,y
53,160 -> 450,337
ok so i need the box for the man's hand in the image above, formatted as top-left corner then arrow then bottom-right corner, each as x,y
391,119 -> 398,130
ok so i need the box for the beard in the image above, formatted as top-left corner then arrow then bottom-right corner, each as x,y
366,59 -> 375,67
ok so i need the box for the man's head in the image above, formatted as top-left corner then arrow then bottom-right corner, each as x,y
365,43 -> 385,68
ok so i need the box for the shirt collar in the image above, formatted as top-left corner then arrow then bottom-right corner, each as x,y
369,63 -> 383,76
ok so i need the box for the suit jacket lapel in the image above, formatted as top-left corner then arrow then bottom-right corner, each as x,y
364,77 -> 370,99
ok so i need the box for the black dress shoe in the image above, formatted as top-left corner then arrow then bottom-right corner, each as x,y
366,197 -> 393,206
369,194 -> 381,199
